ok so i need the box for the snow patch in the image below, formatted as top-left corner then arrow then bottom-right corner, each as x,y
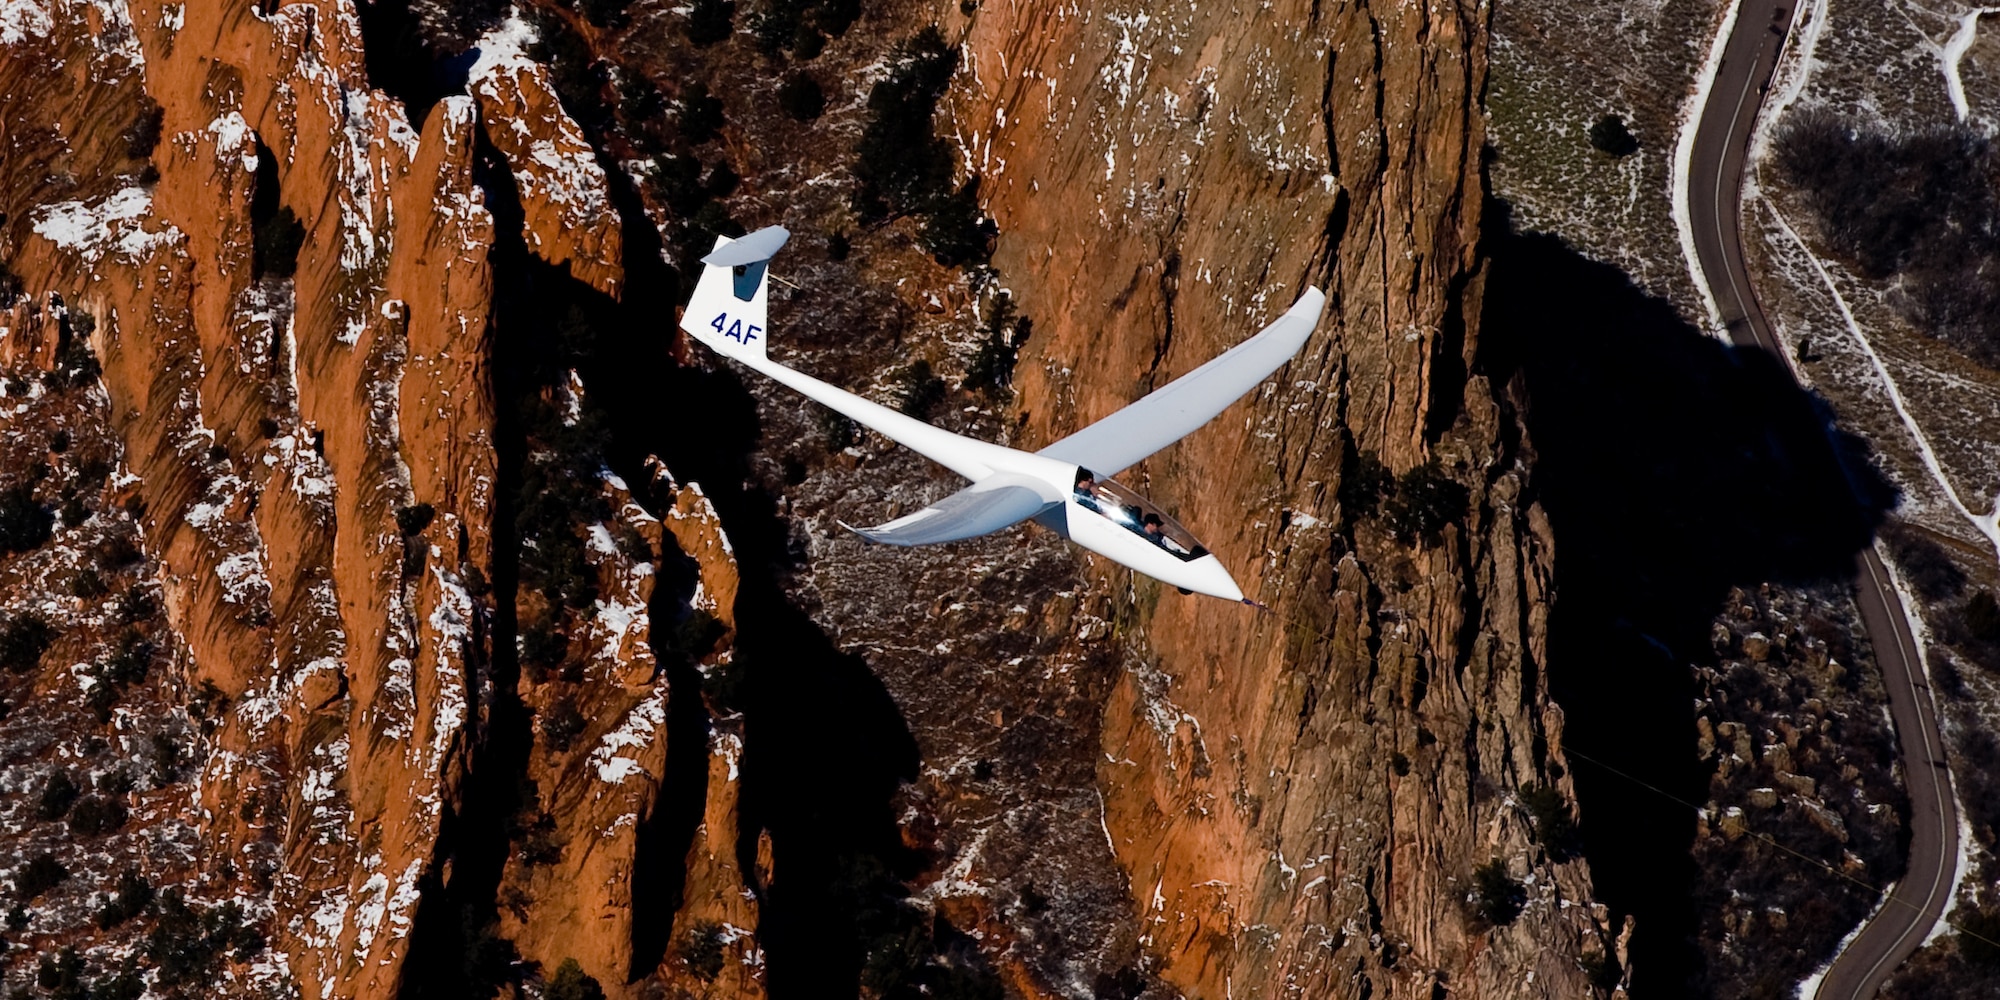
589,689 -> 665,786
1940,10 -> 1998,122
32,186 -> 183,265
0,0 -> 51,46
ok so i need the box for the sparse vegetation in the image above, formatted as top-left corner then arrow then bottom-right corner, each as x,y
1774,112 -> 2000,367
146,888 -> 267,987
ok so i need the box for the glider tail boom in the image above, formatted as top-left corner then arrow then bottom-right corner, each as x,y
682,225 -> 792,363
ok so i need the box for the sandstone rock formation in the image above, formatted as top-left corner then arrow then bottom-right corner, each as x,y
0,0 -> 1622,996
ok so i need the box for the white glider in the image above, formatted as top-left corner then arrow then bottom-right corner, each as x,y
680,226 -> 1326,603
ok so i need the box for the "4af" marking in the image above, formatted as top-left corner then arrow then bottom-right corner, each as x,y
710,313 -> 762,345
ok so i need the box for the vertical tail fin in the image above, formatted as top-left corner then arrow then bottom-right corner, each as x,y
680,225 -> 792,363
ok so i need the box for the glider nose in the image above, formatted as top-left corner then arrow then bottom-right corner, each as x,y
1184,554 -> 1245,603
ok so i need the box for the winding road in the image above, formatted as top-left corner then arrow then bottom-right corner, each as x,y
1682,2 -> 1962,997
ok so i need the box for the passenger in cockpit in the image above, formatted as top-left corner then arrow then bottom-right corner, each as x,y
1074,470 -> 1102,512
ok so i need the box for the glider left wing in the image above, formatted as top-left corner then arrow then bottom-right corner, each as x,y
1037,287 -> 1327,478
845,478 -> 1060,547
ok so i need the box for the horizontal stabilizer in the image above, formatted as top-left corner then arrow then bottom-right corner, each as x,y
702,225 -> 791,267
845,479 -> 1058,547
1038,287 -> 1326,477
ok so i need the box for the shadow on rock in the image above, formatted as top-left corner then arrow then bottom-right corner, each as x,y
1479,204 -> 1894,1000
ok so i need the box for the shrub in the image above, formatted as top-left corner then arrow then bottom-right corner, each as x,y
69,795 -> 127,837
1470,859 -> 1526,926
921,179 -> 997,267
95,871 -> 153,930
855,28 -> 959,218
678,81 -> 726,145
70,567 -> 108,599
91,963 -> 144,1000
778,72 -> 826,121
964,293 -> 1028,400
1384,460 -> 1469,544
545,958 -> 606,1000
37,947 -> 82,993
102,629 -> 154,687
895,359 -> 947,418
685,0 -> 734,45
1588,114 -> 1638,157
1339,449 -> 1393,520
0,485 -> 53,554
1582,950 -> 1623,991
0,614 -> 55,675
1885,522 -> 1966,600
1961,908 -> 2000,967
1966,590 -> 2000,643
747,0 -> 850,57
36,772 -> 79,821
672,609 -> 730,665
1773,111 -> 2000,365
124,98 -> 166,161
1518,783 -> 1581,861
15,853 -> 67,900
539,696 -> 587,752
396,503 -> 437,537
682,920 -> 727,981
517,811 -> 563,867
821,408 -> 858,451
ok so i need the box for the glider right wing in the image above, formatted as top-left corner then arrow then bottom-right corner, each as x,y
844,476 -> 1060,546
1036,288 -> 1327,478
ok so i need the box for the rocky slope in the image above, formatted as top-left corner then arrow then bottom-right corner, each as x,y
0,0 -> 1622,997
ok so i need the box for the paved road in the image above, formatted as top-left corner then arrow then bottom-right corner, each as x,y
1683,3 -> 1962,998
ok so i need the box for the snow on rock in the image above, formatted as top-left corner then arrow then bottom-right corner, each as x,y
468,12 -> 623,296
588,688 -> 666,787
0,0 -> 52,46
31,186 -> 184,266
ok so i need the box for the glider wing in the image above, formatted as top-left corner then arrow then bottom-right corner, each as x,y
844,478 -> 1060,546
1036,288 -> 1327,478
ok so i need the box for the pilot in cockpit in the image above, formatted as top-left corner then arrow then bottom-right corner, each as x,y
1142,513 -> 1189,555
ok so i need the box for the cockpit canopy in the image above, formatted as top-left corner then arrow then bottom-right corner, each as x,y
1072,469 -> 1209,561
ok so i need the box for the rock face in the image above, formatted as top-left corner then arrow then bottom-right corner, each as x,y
948,0 -> 1612,995
0,0 -> 1614,996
